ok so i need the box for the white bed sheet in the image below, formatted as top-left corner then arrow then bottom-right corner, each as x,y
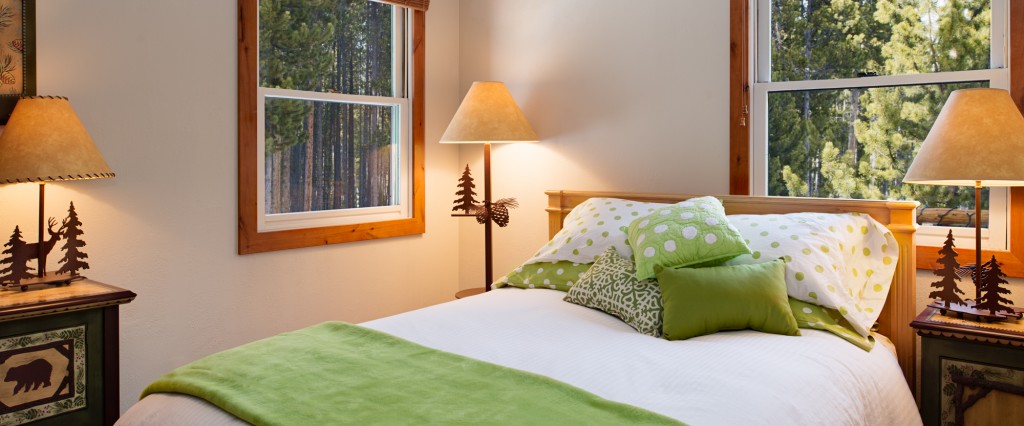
118,289 -> 922,425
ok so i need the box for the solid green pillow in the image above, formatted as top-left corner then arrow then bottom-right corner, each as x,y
657,259 -> 800,340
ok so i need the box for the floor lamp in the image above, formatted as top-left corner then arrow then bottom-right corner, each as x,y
440,82 -> 538,291
905,88 -> 1024,318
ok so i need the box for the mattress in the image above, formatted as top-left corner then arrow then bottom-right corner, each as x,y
117,289 -> 922,425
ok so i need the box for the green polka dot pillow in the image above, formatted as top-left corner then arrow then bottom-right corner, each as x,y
524,198 -> 669,265
493,260 -> 592,292
626,197 -> 751,280
564,247 -> 663,337
789,298 -> 874,351
725,213 -> 898,337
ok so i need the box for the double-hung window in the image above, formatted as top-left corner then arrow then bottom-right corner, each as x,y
733,0 -> 1024,271
238,0 -> 426,254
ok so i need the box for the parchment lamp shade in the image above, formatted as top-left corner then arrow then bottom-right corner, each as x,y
904,88 -> 1024,314
904,88 -> 1024,187
439,82 -> 537,144
0,96 -> 114,184
440,82 -> 537,291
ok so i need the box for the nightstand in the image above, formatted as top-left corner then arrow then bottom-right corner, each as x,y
0,279 -> 135,426
912,307 -> 1024,425
455,288 -> 485,299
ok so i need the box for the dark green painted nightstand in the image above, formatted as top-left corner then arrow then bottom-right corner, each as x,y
912,307 -> 1024,425
0,280 -> 135,426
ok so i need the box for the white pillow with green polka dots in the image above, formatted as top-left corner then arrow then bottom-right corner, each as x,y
725,212 -> 898,337
524,198 -> 669,265
626,197 -> 751,280
790,298 -> 874,351
493,260 -> 593,291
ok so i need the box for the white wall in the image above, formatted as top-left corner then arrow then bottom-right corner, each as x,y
456,0 -> 731,290
0,0 -> 462,412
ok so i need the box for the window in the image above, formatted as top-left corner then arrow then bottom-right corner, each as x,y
731,0 -> 1024,275
238,0 -> 427,254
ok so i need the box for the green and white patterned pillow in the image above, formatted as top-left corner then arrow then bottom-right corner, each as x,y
563,247 -> 663,337
726,212 -> 898,337
790,298 -> 874,351
494,261 -> 592,292
525,198 -> 669,265
627,197 -> 750,280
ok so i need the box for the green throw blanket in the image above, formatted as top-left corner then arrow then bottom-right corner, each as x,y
142,322 -> 684,425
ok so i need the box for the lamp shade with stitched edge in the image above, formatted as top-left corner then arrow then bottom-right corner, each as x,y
904,88 -> 1024,187
439,81 -> 538,144
0,96 -> 114,184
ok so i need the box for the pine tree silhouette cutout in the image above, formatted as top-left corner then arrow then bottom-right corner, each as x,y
928,230 -> 965,308
0,226 -> 36,284
976,256 -> 1015,316
57,202 -> 90,276
452,164 -> 480,215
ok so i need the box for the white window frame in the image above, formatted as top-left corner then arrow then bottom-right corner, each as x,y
255,7 -> 412,233
750,0 -> 1011,250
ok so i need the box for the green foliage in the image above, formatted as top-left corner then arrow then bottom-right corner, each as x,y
768,0 -> 993,217
259,0 -> 397,213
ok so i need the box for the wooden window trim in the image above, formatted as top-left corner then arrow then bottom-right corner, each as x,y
237,1 -> 426,254
729,0 -> 1024,276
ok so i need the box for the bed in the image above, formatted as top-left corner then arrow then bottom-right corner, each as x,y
117,190 -> 922,425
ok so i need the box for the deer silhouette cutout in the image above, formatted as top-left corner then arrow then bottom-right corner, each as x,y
3,218 -> 67,283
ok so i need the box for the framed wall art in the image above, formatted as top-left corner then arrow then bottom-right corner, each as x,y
0,0 -> 33,124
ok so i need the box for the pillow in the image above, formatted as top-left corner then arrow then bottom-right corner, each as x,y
524,198 -> 669,265
725,212 -> 898,337
657,259 -> 800,341
790,298 -> 874,351
563,247 -> 663,337
493,261 -> 592,292
626,197 -> 750,280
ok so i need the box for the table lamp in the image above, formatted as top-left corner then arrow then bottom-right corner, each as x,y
440,82 -> 538,290
0,96 -> 113,288
905,88 -> 1024,319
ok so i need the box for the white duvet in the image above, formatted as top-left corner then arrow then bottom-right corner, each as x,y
118,289 -> 922,425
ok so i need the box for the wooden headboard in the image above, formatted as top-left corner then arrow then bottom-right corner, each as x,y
546,190 -> 919,389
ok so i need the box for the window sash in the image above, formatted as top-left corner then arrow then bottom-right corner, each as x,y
256,88 -> 412,232
733,0 -> 1024,276
749,0 -> 1012,251
237,0 -> 425,254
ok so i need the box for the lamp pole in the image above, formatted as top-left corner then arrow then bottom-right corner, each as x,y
483,143 -> 493,291
974,181 -> 982,302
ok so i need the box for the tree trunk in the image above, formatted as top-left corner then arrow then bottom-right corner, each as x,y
847,88 -> 860,163
304,107 -> 314,212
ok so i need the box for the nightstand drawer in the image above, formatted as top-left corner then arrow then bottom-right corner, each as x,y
913,308 -> 1024,426
0,309 -> 105,425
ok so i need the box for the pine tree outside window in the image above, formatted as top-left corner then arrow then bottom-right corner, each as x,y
238,0 -> 426,254
742,0 -> 1014,253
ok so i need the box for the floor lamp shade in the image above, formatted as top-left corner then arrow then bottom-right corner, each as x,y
904,88 -> 1024,186
0,96 -> 114,184
439,82 -> 537,144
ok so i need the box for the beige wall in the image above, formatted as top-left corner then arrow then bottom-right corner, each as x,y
456,0 -> 732,290
0,0 -> 463,411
